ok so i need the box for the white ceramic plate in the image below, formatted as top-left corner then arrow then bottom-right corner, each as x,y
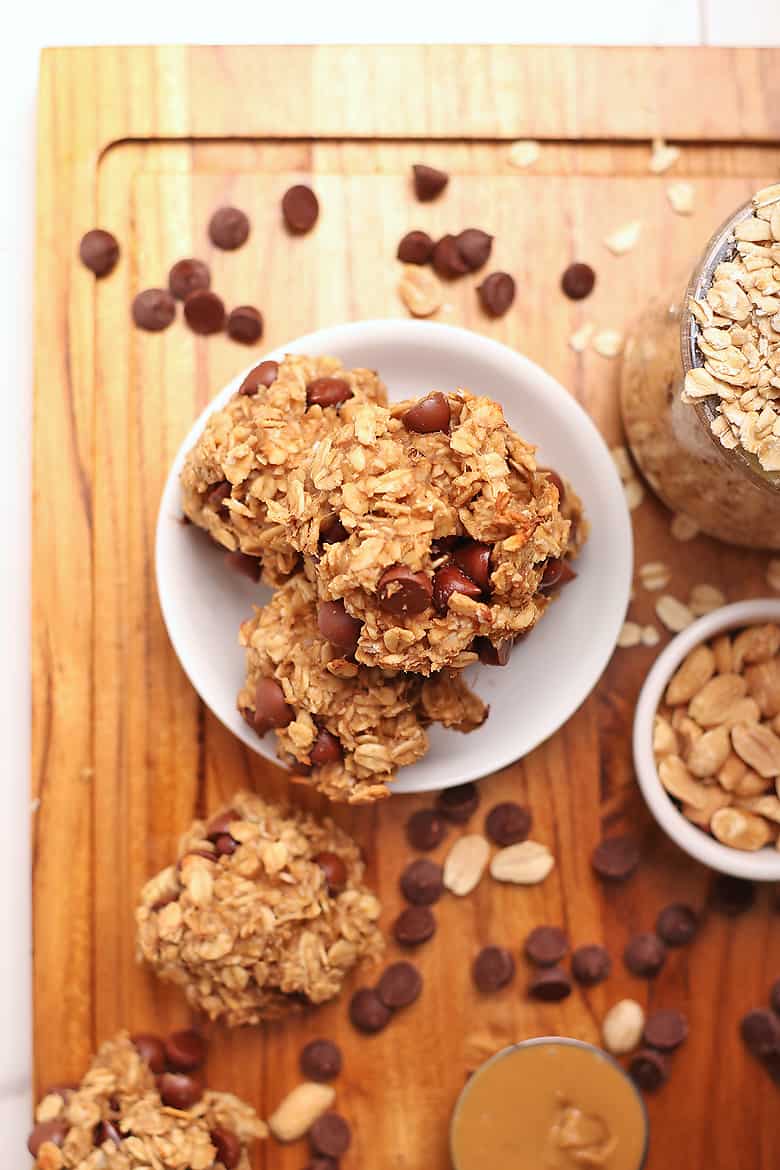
156,319 -> 632,794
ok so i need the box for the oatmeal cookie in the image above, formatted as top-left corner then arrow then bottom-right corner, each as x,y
237,575 -> 488,802
27,1030 -> 266,1170
180,354 -> 386,584
136,792 -> 383,1025
276,390 -> 585,673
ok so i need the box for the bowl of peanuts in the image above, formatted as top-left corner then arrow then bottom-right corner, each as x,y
634,599 -> 780,880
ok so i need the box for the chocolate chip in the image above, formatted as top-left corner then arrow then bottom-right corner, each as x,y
28,1120 -> 69,1156
524,925 -> 568,967
591,835 -> 640,882
656,903 -> 700,947
406,808 -> 447,851
473,946 -> 515,992
320,515 -> 349,545
318,600 -> 362,655
300,1039 -> 342,1082
740,1009 -> 780,1058
476,637 -> 512,666
378,565 -> 432,617
206,480 -> 232,512
94,1120 -> 122,1147
131,1032 -> 166,1073
349,988 -> 392,1034
430,535 -> 459,560
432,234 -> 470,279
306,377 -> 353,409
79,229 -> 119,277
165,1029 -> 206,1073
477,272 -> 515,317
253,677 -> 294,735
392,905 -> 436,947
239,360 -> 279,396
282,184 -> 319,233
561,262 -> 596,300
397,230 -> 435,264
206,809 -> 239,839
226,305 -> 263,344
539,558 -> 577,594
485,802 -> 532,847
771,978 -> 780,1016
311,729 -> 343,768
184,289 -> 225,335
710,873 -> 755,917
225,550 -> 262,582
208,207 -> 250,250
412,164 -> 449,201
433,565 -> 482,614
453,542 -> 491,591
400,858 -> 443,905
210,1127 -> 241,1169
132,288 -> 176,332
623,933 -> 666,978
214,833 -> 237,856
377,961 -> 423,1009
571,944 -> 612,986
643,1009 -> 688,1052
168,258 -> 210,300
402,391 -> 451,434
435,782 -> 479,824
313,851 -> 347,895
157,1072 -> 203,1109
456,229 -> 493,272
528,966 -> 572,1002
309,1113 -> 351,1158
628,1049 -> 668,1092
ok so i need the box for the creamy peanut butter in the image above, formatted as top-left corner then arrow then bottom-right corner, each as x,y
451,1040 -> 647,1170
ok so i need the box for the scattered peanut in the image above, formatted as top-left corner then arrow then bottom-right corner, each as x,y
639,561 -> 671,591
602,1000 -> 645,1055
688,584 -> 725,617
268,1083 -> 336,1142
489,841 -> 554,885
669,512 -> 699,542
656,595 -> 694,633
604,221 -> 641,255
618,621 -> 642,648
398,265 -> 443,317
443,834 -> 490,897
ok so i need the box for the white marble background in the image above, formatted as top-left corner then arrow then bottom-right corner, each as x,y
3,0 -> 779,1163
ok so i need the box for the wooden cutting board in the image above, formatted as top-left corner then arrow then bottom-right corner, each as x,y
33,46 -> 780,1170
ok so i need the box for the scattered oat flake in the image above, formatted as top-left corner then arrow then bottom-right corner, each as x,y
594,329 -> 624,358
639,561 -> 671,591
508,140 -> 541,168
623,478 -> 644,510
688,583 -> 726,616
767,559 -> 780,592
641,625 -> 660,646
670,512 -> 699,542
569,322 -> 594,353
649,138 -> 681,175
618,621 -> 642,648
656,594 -> 694,633
667,181 -> 695,216
603,221 -> 641,256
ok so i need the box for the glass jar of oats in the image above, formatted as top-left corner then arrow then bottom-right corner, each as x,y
620,184 -> 780,549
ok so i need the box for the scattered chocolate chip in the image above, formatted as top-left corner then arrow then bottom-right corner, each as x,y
433,564 -> 482,614
402,391 -> 451,434
397,230 -> 435,264
453,542 -> 491,591
208,207 -> 250,250
629,1049 -> 668,1092
214,833 -> 237,856
436,782 -> 480,824
349,988 -> 392,1034
226,305 -> 263,344
157,1072 -> 203,1109
524,925 -> 568,967
393,904 -> 436,947
300,1039 -> 342,1082
430,535 -> 459,560
643,1009 -> 688,1052
406,808 -> 447,851
168,258 -> 210,300
378,961 -> 423,1009
318,600 -> 362,655
311,729 -> 343,768
378,565 -> 433,617
561,262 -> 596,300
28,1120 -> 69,1156
94,1120 -> 122,1147
528,966 -> 572,1002
740,1009 -> 780,1059
165,1030 -> 206,1073
710,873 -> 755,917
210,1127 -> 241,1169
571,944 -> 612,986
225,550 -> 262,582
306,376 -> 353,409
432,234 -> 470,279
485,802 -> 532,847
239,359 -> 279,396
412,164 -> 449,202
623,933 -> 666,978
591,835 -> 640,882
400,858 -> 444,905
771,979 -> 780,1017
539,558 -> 577,594
206,809 -> 239,840
456,229 -> 493,272
206,481 -> 232,513
477,272 -> 515,317
309,1113 -> 352,1158
132,288 -> 176,332
320,515 -> 349,545
131,1033 -> 166,1073
656,903 -> 700,947
184,289 -> 226,335
79,229 -> 120,277
473,946 -> 516,993
475,637 -> 511,666
282,184 -> 320,233
313,850 -> 348,895
253,677 -> 294,735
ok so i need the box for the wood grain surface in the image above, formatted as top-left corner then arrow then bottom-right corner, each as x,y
33,46 -> 780,1170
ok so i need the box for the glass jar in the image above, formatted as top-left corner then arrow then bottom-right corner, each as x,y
620,198 -> 780,549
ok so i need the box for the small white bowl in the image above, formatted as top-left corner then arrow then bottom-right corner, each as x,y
156,318 -> 632,794
634,599 -> 780,881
